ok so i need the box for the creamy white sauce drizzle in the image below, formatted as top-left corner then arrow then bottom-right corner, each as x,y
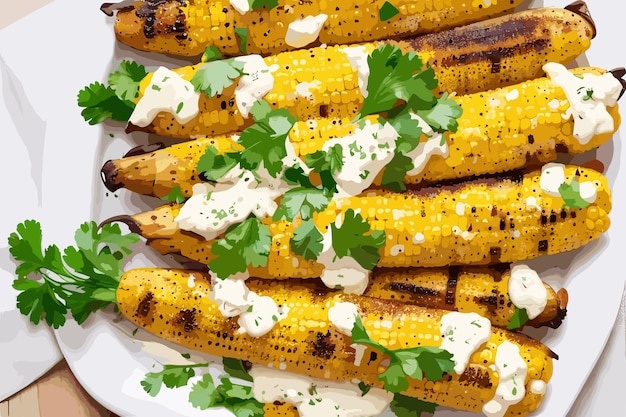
508,264 -> 547,320
229,0 -> 249,14
322,121 -> 398,198
482,341 -> 528,417
327,302 -> 359,335
285,14 -> 328,48
340,45 -> 371,97
175,165 -> 289,241
233,55 -> 277,118
543,62 -> 622,144
209,271 -> 289,337
440,312 -> 492,374
405,114 -> 449,176
129,67 -> 200,127
317,224 -> 370,295
250,366 -> 392,417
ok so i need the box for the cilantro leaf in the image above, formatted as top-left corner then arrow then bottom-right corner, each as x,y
389,113 -> 423,154
189,373 -> 224,409
108,60 -> 147,101
380,153 -> 413,192
238,108 -> 297,177
304,144 -> 343,192
141,363 -> 208,397
390,393 -> 438,417
273,188 -> 331,221
235,27 -> 249,54
559,176 -> 591,209
209,217 -> 272,278
191,59 -> 245,97
249,0 -> 279,10
196,146 -> 240,182
222,357 -> 253,382
189,373 -> 264,417
331,209 -> 385,270
202,46 -> 223,63
350,315 -> 455,393
77,82 -> 135,125
8,220 -> 139,328
290,219 -> 324,261
418,92 -> 463,133
379,1 -> 400,20
161,185 -> 187,204
359,45 -> 432,118
249,99 -> 273,121
507,306 -> 530,330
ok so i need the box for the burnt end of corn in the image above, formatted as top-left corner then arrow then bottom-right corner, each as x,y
136,0 -> 188,40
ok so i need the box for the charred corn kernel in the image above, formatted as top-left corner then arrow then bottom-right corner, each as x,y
128,5 -> 597,138
119,165 -> 611,277
118,268 -> 554,416
111,0 -> 524,57
104,66 -> 621,199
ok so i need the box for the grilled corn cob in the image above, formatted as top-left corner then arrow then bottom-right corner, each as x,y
123,5 -> 597,138
118,268 -> 555,416
366,266 -> 567,329
104,0 -> 525,57
107,165 -> 611,275
102,66 -> 622,199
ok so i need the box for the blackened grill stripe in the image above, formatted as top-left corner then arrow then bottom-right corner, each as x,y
439,39 -> 550,69
445,266 -> 460,306
388,282 -> 439,296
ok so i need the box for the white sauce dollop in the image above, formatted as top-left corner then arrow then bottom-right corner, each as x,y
322,120 -> 398,198
539,163 -> 566,196
508,264 -> 547,320
482,341 -> 528,417
233,55 -> 277,118
530,379 -> 547,395
250,366 -> 393,417
440,312 -> 492,374
209,271 -> 289,337
340,45 -> 371,97
129,67 -> 200,127
229,0 -> 249,14
543,62 -> 622,145
327,302 -> 359,335
285,14 -> 328,48
405,114 -> 449,176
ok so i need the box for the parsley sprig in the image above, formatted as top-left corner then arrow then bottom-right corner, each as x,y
191,58 -> 245,97
558,172 -> 591,209
141,363 -> 209,397
351,315 -> 455,393
189,373 -> 264,416
77,60 -> 147,125
9,220 -> 139,328
331,209 -> 386,270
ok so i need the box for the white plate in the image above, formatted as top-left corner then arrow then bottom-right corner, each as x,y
1,0 -> 624,415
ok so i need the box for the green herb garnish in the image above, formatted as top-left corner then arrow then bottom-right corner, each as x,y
141,363 -> 209,397
379,1 -> 400,20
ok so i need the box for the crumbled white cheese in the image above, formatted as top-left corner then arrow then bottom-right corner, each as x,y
412,232 -> 425,244
389,244 -> 404,256
285,14 -> 328,48
322,120 -> 398,198
229,0 -> 249,14
129,67 -> 200,127
539,163 -> 566,196
233,55 -> 276,118
295,80 -> 322,100
405,114 -> 449,176
530,379 -> 547,395
579,181 -> 598,203
440,312 -> 492,374
482,341 -> 528,417
505,89 -> 519,101
508,264 -> 547,320
327,302 -> 359,336
340,45 -> 370,97
250,366 -> 393,417
543,62 -> 622,144
209,271 -> 289,337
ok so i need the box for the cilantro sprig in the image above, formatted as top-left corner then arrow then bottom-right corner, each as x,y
77,60 -> 146,125
141,363 -> 209,397
9,220 -> 139,328
351,315 -> 455,393
331,209 -> 386,270
390,393 -> 438,417
191,58 -> 245,97
189,373 -> 264,416
208,217 -> 272,279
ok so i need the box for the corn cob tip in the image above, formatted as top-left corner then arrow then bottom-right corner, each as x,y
609,67 -> 626,99
123,143 -> 166,158
101,160 -> 122,192
565,1 -> 596,38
